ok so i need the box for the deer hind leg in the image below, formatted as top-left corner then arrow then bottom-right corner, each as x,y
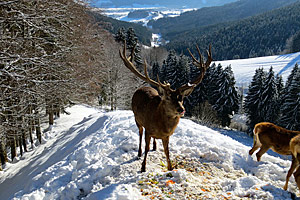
255,145 -> 270,162
293,165 -> 300,191
141,132 -> 151,172
162,137 -> 173,171
152,138 -> 157,151
135,120 -> 143,157
284,156 -> 299,190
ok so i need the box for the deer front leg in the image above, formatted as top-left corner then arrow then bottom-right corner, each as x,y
284,156 -> 299,190
249,140 -> 260,156
162,137 -> 173,171
141,132 -> 151,172
136,121 -> 143,157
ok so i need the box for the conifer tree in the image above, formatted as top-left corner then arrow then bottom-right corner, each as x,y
260,67 -> 278,123
208,63 -> 224,106
151,62 -> 160,82
280,69 -> 300,130
244,68 -> 266,132
160,50 -> 178,88
115,27 -> 126,43
176,54 -> 190,89
213,65 -> 239,127
126,27 -> 143,67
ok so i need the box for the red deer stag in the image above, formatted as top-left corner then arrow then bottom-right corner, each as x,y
119,43 -> 212,172
249,122 -> 300,190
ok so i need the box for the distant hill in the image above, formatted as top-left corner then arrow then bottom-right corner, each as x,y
149,0 -> 299,40
90,0 -> 237,9
166,1 -> 300,60
215,51 -> 300,86
90,11 -> 152,46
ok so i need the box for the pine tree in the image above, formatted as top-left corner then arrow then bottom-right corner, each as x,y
260,67 -> 278,123
160,50 -> 178,88
244,68 -> 266,132
126,27 -> 143,66
213,65 -> 239,127
176,54 -> 190,89
280,69 -> 300,130
151,62 -> 160,82
275,74 -> 284,123
208,63 -> 224,106
282,63 -> 299,103
114,27 -> 126,43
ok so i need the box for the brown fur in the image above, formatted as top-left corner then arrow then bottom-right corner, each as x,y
249,122 -> 300,190
132,86 -> 187,172
286,135 -> 300,191
293,165 -> 300,192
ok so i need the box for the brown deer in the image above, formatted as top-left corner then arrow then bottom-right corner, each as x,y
285,134 -> 300,191
248,122 -> 300,190
119,43 -> 212,172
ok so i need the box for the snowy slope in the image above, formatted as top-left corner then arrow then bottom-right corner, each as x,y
214,52 -> 300,86
0,105 -> 299,199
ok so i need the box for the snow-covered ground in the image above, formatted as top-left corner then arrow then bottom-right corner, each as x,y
1,105 -> 299,199
215,52 -> 300,86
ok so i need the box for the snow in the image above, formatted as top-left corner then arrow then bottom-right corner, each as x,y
1,104 -> 299,199
214,52 -> 300,86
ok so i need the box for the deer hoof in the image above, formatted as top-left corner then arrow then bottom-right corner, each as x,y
283,185 -> 287,191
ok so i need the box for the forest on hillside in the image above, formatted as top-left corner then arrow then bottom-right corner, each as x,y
149,0 -> 298,39
165,1 -> 300,60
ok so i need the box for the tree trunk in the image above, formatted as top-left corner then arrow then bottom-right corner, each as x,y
49,106 -> 54,126
10,137 -> 17,161
0,140 -> 8,165
22,132 -> 27,152
28,106 -> 34,147
35,117 -> 42,144
19,136 -> 23,157
29,122 -> 34,147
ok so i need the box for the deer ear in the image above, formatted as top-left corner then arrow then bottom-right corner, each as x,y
180,87 -> 194,97
158,85 -> 165,95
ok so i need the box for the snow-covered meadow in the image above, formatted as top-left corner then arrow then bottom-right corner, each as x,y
0,105 -> 299,199
215,52 -> 300,87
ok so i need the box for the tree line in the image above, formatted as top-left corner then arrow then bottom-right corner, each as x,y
244,64 -> 300,134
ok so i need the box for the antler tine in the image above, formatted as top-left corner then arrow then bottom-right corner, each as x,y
119,41 -> 162,88
188,45 -> 213,86
205,44 -> 213,67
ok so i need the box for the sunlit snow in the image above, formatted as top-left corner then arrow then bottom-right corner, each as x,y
0,105 -> 299,199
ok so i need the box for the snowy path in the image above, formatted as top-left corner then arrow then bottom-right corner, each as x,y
0,105 -> 299,199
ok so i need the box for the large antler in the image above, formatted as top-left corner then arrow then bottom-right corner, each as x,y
188,45 -> 213,85
119,42 -> 170,90
178,45 -> 212,93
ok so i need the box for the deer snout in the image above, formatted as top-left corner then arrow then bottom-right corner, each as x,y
177,107 -> 185,116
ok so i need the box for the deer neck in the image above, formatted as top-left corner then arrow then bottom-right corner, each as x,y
156,100 -> 180,134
